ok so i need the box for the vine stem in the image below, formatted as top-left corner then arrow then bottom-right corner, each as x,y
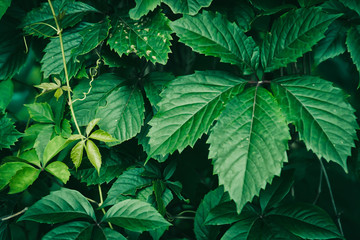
47,0 -> 82,136
1,207 -> 28,221
98,184 -> 113,229
319,159 -> 344,236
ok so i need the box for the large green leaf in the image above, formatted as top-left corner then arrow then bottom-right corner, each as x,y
22,0 -> 99,38
262,7 -> 340,72
0,162 -> 30,191
171,11 -> 259,74
129,0 -> 161,20
0,115 -> 22,150
73,73 -> 145,144
147,71 -> 246,159
42,221 -> 93,240
267,203 -> 342,239
108,11 -> 172,65
0,0 -> 11,20
103,199 -> 171,232
25,103 -> 55,123
271,76 -> 358,171
0,79 -> 13,111
208,87 -> 290,213
18,188 -> 96,223
8,166 -> 40,194
163,0 -> 212,15
346,25 -> 360,87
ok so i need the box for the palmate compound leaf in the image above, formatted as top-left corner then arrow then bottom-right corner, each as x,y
170,11 -> 259,75
163,0 -> 212,15
208,86 -> 290,213
107,10 -> 172,65
73,73 -> 145,144
102,199 -> 171,232
271,76 -> 358,171
261,7 -> 340,72
18,188 -> 96,224
147,71 -> 247,159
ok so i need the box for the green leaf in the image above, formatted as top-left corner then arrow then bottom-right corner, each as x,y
85,140 -> 102,173
0,79 -> 13,111
298,0 -> 325,7
43,136 -> 71,166
220,218 -> 265,240
73,73 -> 145,144
129,0 -> 161,20
18,149 -> 41,167
163,0 -> 212,15
22,0 -> 99,38
42,221 -> 93,240
171,11 -> 259,74
103,199 -> 171,232
33,124 -> 54,162
108,11 -> 172,65
271,76 -> 358,171
338,0 -> 360,17
0,162 -> 29,191
0,115 -> 22,150
144,72 -> 174,110
220,0 -> 256,32
314,21 -> 347,65
147,71 -> 246,159
153,180 -> 166,215
346,25 -> 360,87
89,130 -> 117,142
45,161 -> 70,184
71,140 -> 85,169
0,0 -> 11,20
25,103 -> 55,123
86,118 -> 101,137
208,87 -> 290,213
102,228 -> 127,240
267,203 -> 342,239
262,7 -> 340,72
194,187 -> 226,240
205,201 -> 248,226
8,167 -> 40,194
18,188 -> 96,223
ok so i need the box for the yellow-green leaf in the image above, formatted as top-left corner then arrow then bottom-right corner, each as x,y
85,140 -> 101,173
89,129 -> 117,142
86,118 -> 101,136
8,167 -> 40,194
71,140 -> 85,169
45,161 -> 70,184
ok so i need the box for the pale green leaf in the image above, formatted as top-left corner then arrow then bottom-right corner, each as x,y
71,140 -> 85,169
208,87 -> 290,213
73,73 -> 145,144
147,71 -> 246,160
85,139 -> 102,173
21,124 -> 51,151
171,11 -> 259,74
103,199 -> 171,232
18,149 -> 41,167
25,103 -> 54,123
89,130 -> 117,142
0,0 -> 11,20
108,11 -> 172,65
0,114 -> 22,150
0,162 -> 29,190
42,221 -> 93,240
33,124 -> 54,162
338,0 -> 360,17
86,118 -> 101,136
163,0 -> 212,15
43,136 -> 71,166
54,88 -> 63,100
271,76 -> 358,171
129,0 -> 161,20
67,134 -> 83,141
8,167 -> 40,194
262,7 -> 340,72
45,161 -> 70,184
0,79 -> 13,111
346,25 -> 360,87
268,203 -> 342,239
18,188 -> 96,223
314,21 -> 347,65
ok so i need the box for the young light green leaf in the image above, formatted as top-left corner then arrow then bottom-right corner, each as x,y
163,0 -> 212,15
346,25 -> 360,87
262,7 -> 340,72
8,167 -> 40,194
43,136 -> 71,166
0,114 -> 22,150
85,140 -> 102,173
45,161 -> 70,184
271,76 -> 358,172
71,140 -> 85,169
33,124 -> 54,162
18,188 -> 96,223
25,103 -> 55,123
0,79 -> 13,111
89,130 -> 117,142
147,71 -> 246,159
129,0 -> 161,20
267,203 -> 343,239
102,199 -> 171,232
0,162 -> 30,191
208,87 -> 290,213
0,0 -> 11,20
42,221 -> 93,240
86,118 -> 101,136
67,134 -> 83,141
19,149 -> 41,167
171,11 -> 259,74
108,11 -> 172,65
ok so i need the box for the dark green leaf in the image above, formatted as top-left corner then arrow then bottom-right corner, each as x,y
0,0 -> 11,20
42,221 -> 93,240
129,0 -> 161,20
25,103 -> 54,123
346,25 -> 360,87
144,72 -> 174,110
205,201 -> 249,225
102,228 -> 127,240
163,0 -> 212,15
338,0 -> 360,17
0,79 -> 13,111
45,161 -> 70,184
0,115 -> 22,150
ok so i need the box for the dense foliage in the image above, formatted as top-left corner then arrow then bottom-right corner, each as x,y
0,0 -> 360,239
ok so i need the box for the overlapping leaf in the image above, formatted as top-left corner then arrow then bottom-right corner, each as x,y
25,103 -> 55,123
42,221 -> 93,240
271,76 -> 358,171
147,71 -> 246,159
0,115 -> 22,150
346,25 -> 360,87
129,0 -> 161,20
262,7 -> 340,72
108,11 -> 172,65
208,87 -> 290,212
8,167 -> 40,194
171,11 -> 259,74
163,0 -> 212,15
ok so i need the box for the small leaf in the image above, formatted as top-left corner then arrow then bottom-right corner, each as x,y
89,129 -> 117,142
103,199 -> 171,232
71,140 -> 85,169
8,167 -> 40,194
85,140 -> 102,173
18,188 -> 96,223
163,0 -> 212,15
129,0 -> 161,20
25,103 -> 55,123
68,134 -> 83,141
0,114 -> 22,150
18,149 -> 41,167
86,118 -> 101,136
45,161 -> 70,184
0,79 -> 14,111
42,221 -> 93,240
34,82 -> 60,93
54,88 -> 63,100
43,136 -> 71,166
